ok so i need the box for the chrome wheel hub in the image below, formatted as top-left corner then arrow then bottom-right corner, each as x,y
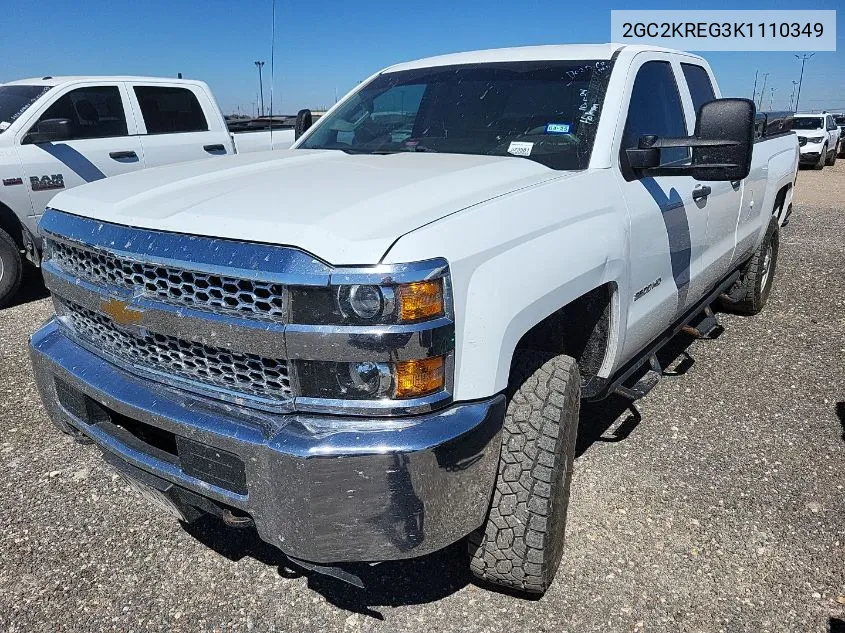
760,244 -> 772,291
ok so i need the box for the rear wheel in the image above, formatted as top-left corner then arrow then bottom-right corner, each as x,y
468,351 -> 580,595
722,218 -> 779,315
0,228 -> 23,309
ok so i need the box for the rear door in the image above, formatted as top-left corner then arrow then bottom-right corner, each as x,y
14,83 -> 145,216
826,115 -> 841,150
677,61 -> 744,296
613,55 -> 711,360
129,83 -> 232,167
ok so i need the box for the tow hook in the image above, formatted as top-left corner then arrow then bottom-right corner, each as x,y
221,508 -> 253,528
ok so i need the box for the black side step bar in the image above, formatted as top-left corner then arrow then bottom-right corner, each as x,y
614,354 -> 661,399
584,267 -> 741,402
682,305 -> 722,339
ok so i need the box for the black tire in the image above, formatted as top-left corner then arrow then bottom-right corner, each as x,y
467,351 -> 580,595
814,145 -> 826,170
723,218 -> 779,315
826,143 -> 837,166
0,227 -> 23,309
838,140 -> 845,158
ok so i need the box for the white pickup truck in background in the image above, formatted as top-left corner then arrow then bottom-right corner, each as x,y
0,76 -> 295,305
792,112 -> 842,169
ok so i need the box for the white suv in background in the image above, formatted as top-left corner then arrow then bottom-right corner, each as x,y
793,112 -> 842,169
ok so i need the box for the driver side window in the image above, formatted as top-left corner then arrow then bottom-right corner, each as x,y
620,61 -> 688,179
31,86 -> 127,141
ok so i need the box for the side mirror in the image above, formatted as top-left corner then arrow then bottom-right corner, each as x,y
295,109 -> 313,140
24,118 -> 73,144
626,98 -> 755,182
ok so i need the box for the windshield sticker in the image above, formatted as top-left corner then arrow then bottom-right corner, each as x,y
545,123 -> 572,135
507,141 -> 534,157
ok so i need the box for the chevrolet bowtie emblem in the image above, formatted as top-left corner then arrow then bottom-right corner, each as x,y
100,297 -> 144,326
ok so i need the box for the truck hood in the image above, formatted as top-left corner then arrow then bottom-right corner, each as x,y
49,149 -> 564,264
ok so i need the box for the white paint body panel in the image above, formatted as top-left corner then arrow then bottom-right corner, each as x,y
49,150 -> 560,265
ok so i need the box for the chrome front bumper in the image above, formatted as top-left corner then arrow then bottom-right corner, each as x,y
30,318 -> 504,563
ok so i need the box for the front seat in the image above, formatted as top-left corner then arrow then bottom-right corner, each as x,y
74,99 -> 100,135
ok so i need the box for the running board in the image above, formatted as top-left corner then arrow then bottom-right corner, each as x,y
614,355 -> 661,400
682,305 -> 722,339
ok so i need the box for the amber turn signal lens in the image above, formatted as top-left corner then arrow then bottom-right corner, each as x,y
394,356 -> 446,398
396,280 -> 444,322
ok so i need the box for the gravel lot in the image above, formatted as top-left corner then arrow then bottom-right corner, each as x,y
1,163 -> 844,633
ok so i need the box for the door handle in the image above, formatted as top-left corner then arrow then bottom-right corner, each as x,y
692,185 -> 712,201
109,150 -> 138,160
204,144 -> 226,153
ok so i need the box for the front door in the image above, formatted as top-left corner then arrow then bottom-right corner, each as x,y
14,83 -> 145,217
614,57 -> 712,362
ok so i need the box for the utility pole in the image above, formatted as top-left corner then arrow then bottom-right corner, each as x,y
254,61 -> 265,116
769,87 -> 775,110
794,53 -> 815,112
757,73 -> 770,110
752,70 -> 759,104
789,81 -> 799,110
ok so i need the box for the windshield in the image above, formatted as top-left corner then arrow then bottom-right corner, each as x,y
299,60 -> 614,170
792,117 -> 823,130
0,85 -> 51,132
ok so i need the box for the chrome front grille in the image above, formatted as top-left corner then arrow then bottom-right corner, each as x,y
58,300 -> 292,402
48,239 -> 288,320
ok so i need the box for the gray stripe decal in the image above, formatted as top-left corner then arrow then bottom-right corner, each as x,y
37,142 -> 107,182
641,177 -> 691,308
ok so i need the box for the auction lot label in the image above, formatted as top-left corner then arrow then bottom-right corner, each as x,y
611,10 -> 836,51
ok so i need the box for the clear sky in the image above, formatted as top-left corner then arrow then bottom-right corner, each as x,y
2,0 -> 842,115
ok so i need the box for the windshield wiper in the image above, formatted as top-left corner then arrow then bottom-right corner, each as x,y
398,144 -> 438,153
337,147 -> 398,155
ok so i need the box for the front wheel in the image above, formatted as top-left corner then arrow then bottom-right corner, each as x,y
467,351 -> 580,595
814,146 -> 827,170
0,228 -> 23,309
826,143 -> 837,166
722,218 -> 779,315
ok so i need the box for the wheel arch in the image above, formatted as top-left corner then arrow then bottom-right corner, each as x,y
512,282 -> 618,393
0,200 -> 24,249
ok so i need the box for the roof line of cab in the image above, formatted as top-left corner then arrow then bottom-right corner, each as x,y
382,43 -> 707,74
4,76 -> 206,87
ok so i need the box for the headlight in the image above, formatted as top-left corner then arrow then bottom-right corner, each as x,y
289,259 -> 453,411
344,285 -> 386,320
290,278 -> 445,325
807,136 -> 824,143
296,356 -> 447,400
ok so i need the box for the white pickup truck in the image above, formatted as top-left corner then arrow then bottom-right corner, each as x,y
30,44 -> 798,595
0,76 -> 295,305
